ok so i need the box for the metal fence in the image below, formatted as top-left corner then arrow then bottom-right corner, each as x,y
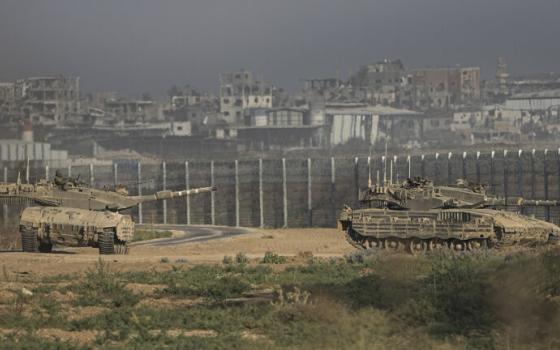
2,147 -> 560,228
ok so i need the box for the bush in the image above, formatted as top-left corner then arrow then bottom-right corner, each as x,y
235,252 -> 249,265
222,255 -> 233,265
262,251 -> 286,264
73,259 -> 139,308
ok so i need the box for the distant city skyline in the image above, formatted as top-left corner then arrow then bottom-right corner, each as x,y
1,0 -> 559,97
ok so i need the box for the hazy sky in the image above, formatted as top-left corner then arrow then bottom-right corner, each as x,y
1,0 -> 559,96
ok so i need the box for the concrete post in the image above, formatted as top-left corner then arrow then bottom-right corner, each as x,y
462,152 -> 467,179
67,164 -> 72,178
282,158 -> 288,228
447,152 -> 453,185
113,163 -> 118,187
210,160 -> 215,226
381,156 -> 386,186
531,149 -> 536,199
235,160 -> 240,228
476,151 -> 481,184
407,155 -> 411,179
162,162 -> 167,225
355,157 -> 360,204
137,162 -> 143,224
558,148 -> 560,202
45,165 -> 49,181
259,158 -> 264,228
2,166 -> 7,227
89,163 -> 94,187
331,157 -> 336,227
490,150 -> 495,193
307,158 -> 313,227
185,161 -> 190,225
367,156 -> 371,186
544,149 -> 550,222
503,150 -> 508,206
25,160 -> 29,183
421,154 -> 425,178
434,153 -> 440,184
392,155 -> 397,184
517,150 -> 523,197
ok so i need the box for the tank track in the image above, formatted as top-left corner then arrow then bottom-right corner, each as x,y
21,228 -> 38,252
98,231 -> 129,255
344,227 -> 492,254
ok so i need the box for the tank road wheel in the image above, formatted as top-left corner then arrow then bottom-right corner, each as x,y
407,238 -> 427,255
366,238 -> 382,250
384,238 -> 401,251
449,239 -> 466,252
427,239 -> 446,251
114,240 -> 129,255
466,239 -> 488,251
21,228 -> 38,252
98,231 -> 115,255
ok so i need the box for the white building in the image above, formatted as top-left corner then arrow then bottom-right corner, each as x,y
324,103 -> 423,147
505,90 -> 560,110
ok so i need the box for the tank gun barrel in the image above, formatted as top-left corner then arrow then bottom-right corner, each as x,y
486,197 -> 560,207
131,186 -> 216,204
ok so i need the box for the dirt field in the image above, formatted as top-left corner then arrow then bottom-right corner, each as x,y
0,228 -> 354,278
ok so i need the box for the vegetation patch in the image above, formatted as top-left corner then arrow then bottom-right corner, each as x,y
132,230 -> 173,242
3,250 -> 560,348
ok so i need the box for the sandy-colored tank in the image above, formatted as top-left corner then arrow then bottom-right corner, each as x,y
340,177 -> 560,253
0,173 -> 215,253
19,207 -> 134,254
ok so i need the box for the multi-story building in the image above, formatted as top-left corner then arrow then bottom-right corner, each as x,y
0,82 -> 19,124
17,76 -> 80,125
219,70 -> 273,125
351,59 -> 406,106
407,67 -> 481,110
104,99 -> 163,124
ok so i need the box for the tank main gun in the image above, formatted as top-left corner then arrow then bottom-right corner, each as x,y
0,178 -> 217,212
124,186 -> 216,208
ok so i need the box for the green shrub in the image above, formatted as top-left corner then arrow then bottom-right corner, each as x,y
222,255 -> 233,265
262,251 -> 286,264
235,252 -> 249,265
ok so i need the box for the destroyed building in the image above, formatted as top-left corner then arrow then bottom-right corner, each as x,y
220,70 -> 273,125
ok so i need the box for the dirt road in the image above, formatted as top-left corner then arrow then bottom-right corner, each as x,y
0,227 -> 353,278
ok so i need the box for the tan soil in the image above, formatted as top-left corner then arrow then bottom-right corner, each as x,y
36,328 -> 99,344
65,306 -> 109,321
0,228 -> 352,278
136,297 -> 204,309
125,283 -> 167,295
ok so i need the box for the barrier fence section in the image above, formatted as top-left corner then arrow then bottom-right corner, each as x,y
2,147 -> 560,228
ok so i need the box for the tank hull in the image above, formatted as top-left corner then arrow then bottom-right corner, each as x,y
19,206 -> 134,254
341,208 -> 560,253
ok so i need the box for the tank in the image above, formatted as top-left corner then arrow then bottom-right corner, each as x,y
339,177 -> 560,253
1,171 -> 216,254
19,207 -> 134,254
0,172 -> 216,212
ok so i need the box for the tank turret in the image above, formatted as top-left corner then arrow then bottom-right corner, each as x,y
0,177 -> 216,212
359,177 -> 560,210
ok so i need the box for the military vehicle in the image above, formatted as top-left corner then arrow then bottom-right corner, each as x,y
0,171 -> 215,254
340,177 -> 560,253
20,207 -> 134,254
0,172 -> 216,212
